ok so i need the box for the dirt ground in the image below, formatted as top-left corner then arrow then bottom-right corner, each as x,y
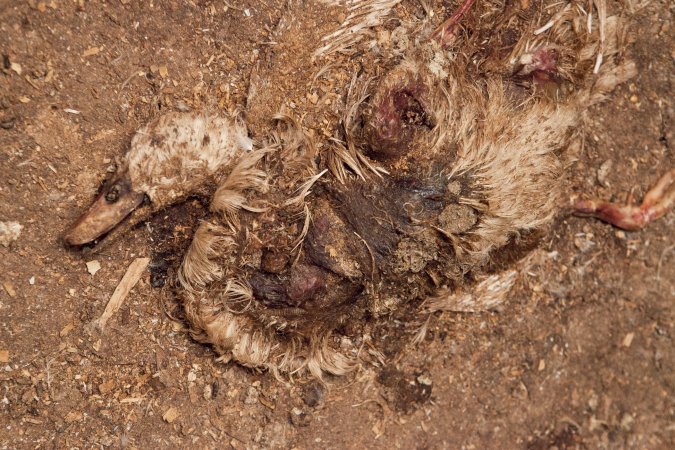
1,0 -> 673,449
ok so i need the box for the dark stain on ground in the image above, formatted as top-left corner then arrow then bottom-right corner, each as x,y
378,367 -> 433,414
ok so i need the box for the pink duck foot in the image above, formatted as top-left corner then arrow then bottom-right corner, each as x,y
573,169 -> 675,231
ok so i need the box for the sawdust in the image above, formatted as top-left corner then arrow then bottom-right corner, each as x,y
0,1 -> 672,448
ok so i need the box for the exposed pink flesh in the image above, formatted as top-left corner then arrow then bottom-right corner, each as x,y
573,169 -> 675,231
430,0 -> 478,48
514,47 -> 560,79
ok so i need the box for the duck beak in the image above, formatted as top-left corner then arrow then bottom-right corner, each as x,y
63,173 -> 145,246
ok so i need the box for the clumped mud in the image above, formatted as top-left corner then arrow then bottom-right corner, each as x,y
0,1 -> 673,449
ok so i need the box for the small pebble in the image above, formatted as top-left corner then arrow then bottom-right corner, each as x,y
86,260 -> 101,276
244,386 -> 259,405
290,407 -> 312,427
417,373 -> 433,386
0,221 -> 22,247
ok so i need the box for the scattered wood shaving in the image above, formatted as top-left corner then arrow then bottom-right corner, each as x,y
3,281 -> 16,298
0,350 -> 9,363
99,380 -> 115,394
163,407 -> 180,423
82,46 -> 101,57
59,322 -> 74,337
622,332 -> 635,348
258,396 -> 275,410
94,257 -> 149,330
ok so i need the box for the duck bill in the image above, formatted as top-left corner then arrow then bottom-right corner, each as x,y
63,175 -> 145,246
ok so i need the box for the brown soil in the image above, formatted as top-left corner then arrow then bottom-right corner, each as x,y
1,1 -> 673,449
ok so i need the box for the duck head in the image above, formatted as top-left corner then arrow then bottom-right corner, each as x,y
63,112 -> 253,246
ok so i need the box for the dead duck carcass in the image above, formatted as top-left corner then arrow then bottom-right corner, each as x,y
64,0 -> 674,378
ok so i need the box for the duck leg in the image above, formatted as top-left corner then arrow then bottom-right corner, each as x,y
429,0 -> 478,48
573,169 -> 675,231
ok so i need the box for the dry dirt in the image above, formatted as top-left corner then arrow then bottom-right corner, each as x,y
1,0 -> 673,449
